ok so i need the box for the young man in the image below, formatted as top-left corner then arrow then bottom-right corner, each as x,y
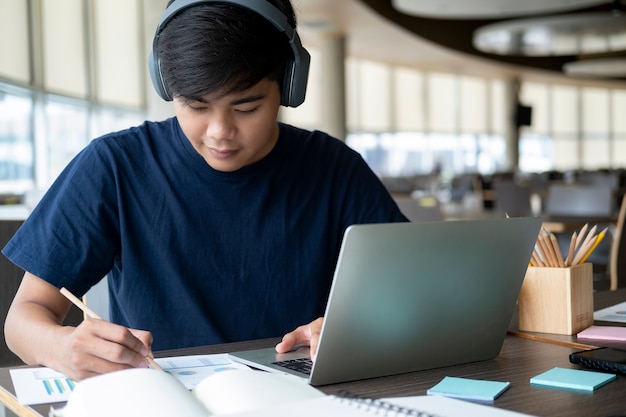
3,0 -> 407,381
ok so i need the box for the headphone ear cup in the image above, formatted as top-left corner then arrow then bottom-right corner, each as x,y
281,44 -> 310,107
148,52 -> 172,101
281,63 -> 295,106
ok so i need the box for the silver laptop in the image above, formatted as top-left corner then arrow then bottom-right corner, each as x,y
229,217 -> 542,386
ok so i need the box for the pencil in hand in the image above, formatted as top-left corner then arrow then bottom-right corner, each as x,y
60,287 -> 163,371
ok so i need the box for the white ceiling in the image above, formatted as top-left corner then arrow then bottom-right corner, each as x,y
292,0 -> 626,86
294,0 -> 489,70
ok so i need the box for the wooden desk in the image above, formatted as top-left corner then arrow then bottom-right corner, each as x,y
2,291 -> 626,417
510,288 -> 626,350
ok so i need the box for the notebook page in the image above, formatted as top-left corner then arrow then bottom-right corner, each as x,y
225,394 -> 537,417
50,368 -> 207,417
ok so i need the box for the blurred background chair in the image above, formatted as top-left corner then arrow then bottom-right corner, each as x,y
543,184 -> 618,290
610,194 -> 626,290
545,184 -> 615,218
394,196 -> 444,222
448,174 -> 482,206
577,170 -> 620,190
492,180 -> 532,217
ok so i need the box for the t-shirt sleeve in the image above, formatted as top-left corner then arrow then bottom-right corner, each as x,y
2,142 -> 120,296
327,142 -> 409,227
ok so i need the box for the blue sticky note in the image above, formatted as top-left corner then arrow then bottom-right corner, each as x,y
427,376 -> 511,402
530,367 -> 616,392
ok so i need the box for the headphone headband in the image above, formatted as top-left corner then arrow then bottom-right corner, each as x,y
148,0 -> 310,107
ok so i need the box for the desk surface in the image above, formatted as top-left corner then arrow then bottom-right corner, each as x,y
2,289 -> 626,417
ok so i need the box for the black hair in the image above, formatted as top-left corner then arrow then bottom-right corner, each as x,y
159,0 -> 297,101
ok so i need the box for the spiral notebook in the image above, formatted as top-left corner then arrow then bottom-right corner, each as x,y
230,217 -> 541,386
228,393 -> 536,416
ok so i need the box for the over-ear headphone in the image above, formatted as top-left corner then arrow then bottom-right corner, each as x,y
148,0 -> 311,107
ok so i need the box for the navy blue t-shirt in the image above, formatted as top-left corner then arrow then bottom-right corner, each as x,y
3,119 -> 407,350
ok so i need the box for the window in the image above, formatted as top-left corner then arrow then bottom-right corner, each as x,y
346,65 -> 506,177
613,90 -> 626,167
0,1 -> 146,194
93,0 -> 144,107
427,73 -> 456,132
519,133 -> 552,172
42,0 -> 88,97
393,67 -> 425,131
0,85 -> 34,192
460,76 -> 487,133
355,60 -> 392,132
43,97 -> 90,182
581,88 -> 609,169
0,0 -> 30,83
551,86 -> 578,134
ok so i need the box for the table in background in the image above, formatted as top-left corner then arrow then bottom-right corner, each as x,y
541,215 -> 618,234
1,290 -> 626,417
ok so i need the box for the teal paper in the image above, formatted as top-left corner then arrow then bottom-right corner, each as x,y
427,376 -> 511,402
530,367 -> 616,392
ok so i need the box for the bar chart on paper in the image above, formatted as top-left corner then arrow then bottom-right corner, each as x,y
9,367 -> 75,405
154,353 -> 252,389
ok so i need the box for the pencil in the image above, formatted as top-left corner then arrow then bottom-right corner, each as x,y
574,223 -> 589,253
579,225 -> 597,249
572,225 -> 597,264
578,227 -> 608,264
539,231 -> 557,267
60,287 -> 163,371
549,232 -> 565,267
565,231 -> 577,266
570,229 -> 599,266
531,249 -> 544,267
507,331 -> 597,350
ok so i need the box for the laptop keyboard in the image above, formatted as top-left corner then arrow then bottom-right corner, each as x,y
272,358 -> 313,375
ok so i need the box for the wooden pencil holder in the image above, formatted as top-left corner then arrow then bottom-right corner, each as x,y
517,263 -> 594,335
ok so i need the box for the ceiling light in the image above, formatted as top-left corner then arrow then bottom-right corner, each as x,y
473,12 -> 626,56
563,57 -> 626,77
392,0 -> 606,19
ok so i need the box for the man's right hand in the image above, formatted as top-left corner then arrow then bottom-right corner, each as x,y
53,319 -> 154,380
4,272 -> 155,381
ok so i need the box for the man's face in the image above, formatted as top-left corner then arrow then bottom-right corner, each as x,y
174,79 -> 281,172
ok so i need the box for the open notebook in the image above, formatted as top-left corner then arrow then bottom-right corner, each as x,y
229,217 -> 542,386
50,367 -> 536,417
